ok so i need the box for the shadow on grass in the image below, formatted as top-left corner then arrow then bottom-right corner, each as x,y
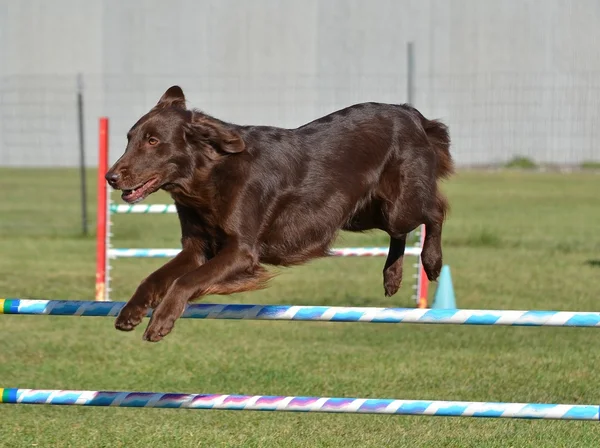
585,260 -> 600,267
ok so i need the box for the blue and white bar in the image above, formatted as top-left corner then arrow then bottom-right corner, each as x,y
1,388 -> 597,420
108,246 -> 422,259
109,248 -> 182,258
110,204 -> 177,213
3,299 -> 600,327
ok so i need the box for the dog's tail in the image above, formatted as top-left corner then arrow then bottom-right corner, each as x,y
422,118 -> 454,180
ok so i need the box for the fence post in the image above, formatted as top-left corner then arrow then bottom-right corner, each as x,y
407,41 -> 415,105
77,73 -> 88,235
406,42 -> 428,307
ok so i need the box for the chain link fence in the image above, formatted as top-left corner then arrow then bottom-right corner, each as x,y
1,71 -> 599,168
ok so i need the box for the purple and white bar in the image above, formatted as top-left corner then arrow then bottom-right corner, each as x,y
1,388 -> 597,420
3,300 -> 600,327
108,246 -> 422,259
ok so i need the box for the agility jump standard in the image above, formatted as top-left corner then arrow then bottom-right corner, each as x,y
1,388 -> 597,420
3,299 -> 600,327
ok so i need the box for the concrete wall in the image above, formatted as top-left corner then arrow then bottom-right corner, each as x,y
1,0 -> 599,166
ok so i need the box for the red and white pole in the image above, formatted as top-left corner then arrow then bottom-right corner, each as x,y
95,118 -> 109,301
417,224 -> 429,308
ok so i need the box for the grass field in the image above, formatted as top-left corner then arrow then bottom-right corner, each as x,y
1,168 -> 600,447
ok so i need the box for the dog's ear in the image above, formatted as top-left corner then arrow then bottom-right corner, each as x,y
157,86 -> 186,109
185,118 -> 245,158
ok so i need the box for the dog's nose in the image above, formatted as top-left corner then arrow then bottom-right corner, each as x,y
105,171 -> 121,186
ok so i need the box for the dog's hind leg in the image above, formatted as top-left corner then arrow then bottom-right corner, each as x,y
383,234 -> 407,297
377,147 -> 438,295
420,190 -> 448,282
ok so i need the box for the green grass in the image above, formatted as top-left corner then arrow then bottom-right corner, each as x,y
1,168 -> 600,447
503,156 -> 538,170
581,161 -> 600,170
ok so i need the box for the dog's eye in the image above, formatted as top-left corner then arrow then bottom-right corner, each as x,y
148,137 -> 159,146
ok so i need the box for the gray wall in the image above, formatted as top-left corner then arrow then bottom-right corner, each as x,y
1,0 -> 599,167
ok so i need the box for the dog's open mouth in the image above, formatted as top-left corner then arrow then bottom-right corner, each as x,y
121,177 -> 160,204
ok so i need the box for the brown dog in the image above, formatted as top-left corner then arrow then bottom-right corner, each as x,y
105,86 -> 454,341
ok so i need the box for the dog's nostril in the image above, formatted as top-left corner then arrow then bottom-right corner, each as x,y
105,172 -> 121,184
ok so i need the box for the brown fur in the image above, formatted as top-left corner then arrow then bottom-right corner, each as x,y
105,86 -> 454,341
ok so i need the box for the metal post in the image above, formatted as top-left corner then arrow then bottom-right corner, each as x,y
407,41 -> 415,105
77,74 -> 88,235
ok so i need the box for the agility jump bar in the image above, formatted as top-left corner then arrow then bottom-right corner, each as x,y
0,388 -> 597,420
111,204 -> 176,213
107,247 -> 422,258
3,299 -> 600,327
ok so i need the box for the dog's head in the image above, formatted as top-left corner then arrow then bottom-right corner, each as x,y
105,86 -> 246,203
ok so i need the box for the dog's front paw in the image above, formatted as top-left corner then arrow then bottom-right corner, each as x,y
115,304 -> 147,331
142,315 -> 176,342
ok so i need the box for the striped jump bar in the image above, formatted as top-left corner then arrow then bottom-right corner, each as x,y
108,246 -> 422,258
3,299 -> 600,327
0,388 -> 597,420
111,204 -> 176,213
